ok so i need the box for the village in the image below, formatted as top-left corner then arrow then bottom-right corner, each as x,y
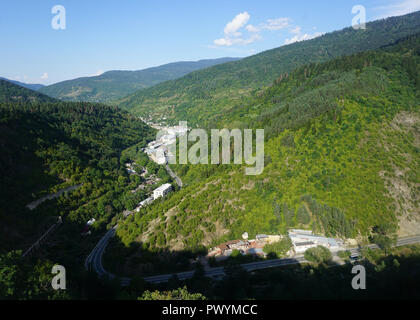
82,160 -> 174,235
143,123 -> 188,165
83,119 -> 347,262
206,229 -> 345,261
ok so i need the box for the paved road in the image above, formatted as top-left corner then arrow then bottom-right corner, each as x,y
348,235 -> 420,257
143,256 -> 309,284
141,236 -> 420,284
165,164 -> 183,188
86,233 -> 420,286
85,225 -> 131,285
26,184 -> 82,210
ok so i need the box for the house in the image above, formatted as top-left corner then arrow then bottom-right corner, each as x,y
148,148 -> 167,165
266,235 -> 282,244
153,184 -> 172,200
256,234 -> 269,241
294,241 -> 317,254
290,229 -> 313,235
288,229 -> 342,254
135,197 -> 154,212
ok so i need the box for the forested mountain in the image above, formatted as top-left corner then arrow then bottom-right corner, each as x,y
39,58 -> 240,103
119,11 -> 420,127
0,79 -> 54,103
114,34 -> 420,262
2,10 -> 420,301
0,77 -> 45,91
0,81 -> 155,253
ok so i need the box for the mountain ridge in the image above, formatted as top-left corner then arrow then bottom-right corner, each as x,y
39,57 -> 240,103
0,77 -> 45,91
119,10 -> 420,127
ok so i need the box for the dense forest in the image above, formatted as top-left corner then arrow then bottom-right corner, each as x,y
0,82 -> 156,247
119,11 -> 420,127
0,81 -> 162,299
1,11 -> 420,301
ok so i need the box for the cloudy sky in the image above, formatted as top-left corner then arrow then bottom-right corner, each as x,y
0,0 -> 419,85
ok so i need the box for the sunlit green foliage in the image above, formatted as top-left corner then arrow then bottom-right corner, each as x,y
304,246 -> 333,263
121,12 -> 420,127
116,34 -> 420,253
138,286 -> 206,300
263,236 -> 293,258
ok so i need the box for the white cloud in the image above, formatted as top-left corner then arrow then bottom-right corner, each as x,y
224,12 -> 250,36
214,33 -> 261,47
214,12 -> 261,47
244,17 -> 291,33
285,32 -> 324,45
246,24 -> 259,33
92,69 -> 104,77
41,72 -> 48,80
214,38 -> 231,46
374,0 -> 420,19
290,26 -> 301,34
213,13 -> 293,47
262,18 -> 291,31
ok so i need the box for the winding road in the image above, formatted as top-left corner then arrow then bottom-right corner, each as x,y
85,230 -> 420,286
165,164 -> 183,188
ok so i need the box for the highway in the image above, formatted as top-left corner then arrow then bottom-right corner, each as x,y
86,232 -> 420,286
143,256 -> 308,284
84,225 -> 131,285
142,236 -> 420,284
347,235 -> 420,256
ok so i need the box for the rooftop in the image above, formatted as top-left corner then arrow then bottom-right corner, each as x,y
295,241 -> 315,247
154,183 -> 172,192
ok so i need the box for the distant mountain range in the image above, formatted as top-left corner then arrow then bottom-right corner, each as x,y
0,77 -> 45,91
118,11 -> 420,127
38,57 -> 240,103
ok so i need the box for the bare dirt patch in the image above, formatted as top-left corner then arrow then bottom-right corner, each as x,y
383,111 -> 420,237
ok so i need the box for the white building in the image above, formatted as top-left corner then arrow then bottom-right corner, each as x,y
288,229 -> 342,254
146,124 -> 188,165
135,197 -> 154,212
149,149 -> 167,165
153,183 -> 172,200
293,241 -> 317,254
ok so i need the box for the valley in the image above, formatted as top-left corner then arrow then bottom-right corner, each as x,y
0,6 -> 420,302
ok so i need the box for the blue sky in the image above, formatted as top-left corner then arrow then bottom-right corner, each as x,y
1,0 -> 419,85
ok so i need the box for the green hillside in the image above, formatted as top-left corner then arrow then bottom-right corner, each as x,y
0,77 -> 45,91
0,81 -> 155,252
0,79 -> 54,104
119,11 -> 420,127
114,34 -> 420,260
39,58 -> 239,103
